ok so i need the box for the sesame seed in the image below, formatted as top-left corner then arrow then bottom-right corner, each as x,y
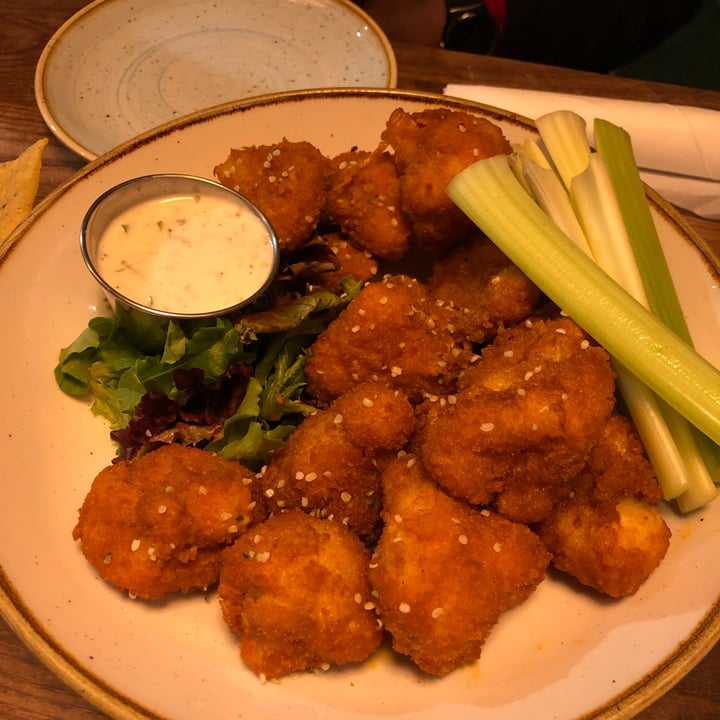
406,457 -> 416,468
255,551 -> 271,563
334,413 -> 343,424
354,593 -> 362,604
264,488 -> 274,498
580,339 -> 590,349
340,491 -> 352,503
493,542 -> 503,552
480,422 -> 495,432
165,485 -> 174,493
364,601 -> 376,610
130,539 -> 141,552
305,472 -> 317,482
517,388 -> 526,396
295,471 -> 305,480
503,350 -> 514,358
198,485 -> 208,495
220,512 -> 233,521
362,397 -> 374,408
394,514 -> 403,523
399,602 -> 411,613
158,504 -> 167,514
459,534 -> 469,545
431,607 -> 445,619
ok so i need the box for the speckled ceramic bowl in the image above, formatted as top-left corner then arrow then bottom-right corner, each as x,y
35,0 -> 397,159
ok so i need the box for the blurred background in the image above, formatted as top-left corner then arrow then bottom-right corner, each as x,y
614,0 -> 720,91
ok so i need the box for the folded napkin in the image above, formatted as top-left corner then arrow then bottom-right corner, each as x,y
444,84 -> 720,219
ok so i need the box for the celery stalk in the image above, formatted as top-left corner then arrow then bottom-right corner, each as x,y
528,111 -> 718,509
446,155 -> 720,450
593,118 -> 720,507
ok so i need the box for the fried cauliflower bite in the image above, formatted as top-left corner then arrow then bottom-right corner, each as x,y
536,414 -> 671,597
415,316 -> 616,522
72,444 -> 265,600
324,149 -> 412,261
311,232 -> 379,293
427,234 -> 542,344
381,107 -> 512,252
218,510 -> 383,679
370,454 -> 550,676
305,274 -> 473,404
213,139 -> 329,252
258,383 -> 414,542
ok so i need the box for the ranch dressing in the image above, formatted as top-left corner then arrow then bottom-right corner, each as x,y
95,191 -> 275,315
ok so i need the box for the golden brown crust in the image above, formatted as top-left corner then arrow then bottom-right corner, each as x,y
427,234 -> 542,344
536,415 -> 671,597
305,274 -> 473,404
416,316 -> 617,521
218,511 -> 382,679
381,107 -> 512,252
214,139 -> 329,252
72,444 -> 264,600
370,455 -> 550,675
325,149 -> 412,261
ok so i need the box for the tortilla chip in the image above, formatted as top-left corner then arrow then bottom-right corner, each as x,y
0,138 -> 49,243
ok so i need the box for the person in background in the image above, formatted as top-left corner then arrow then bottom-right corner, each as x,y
357,0 -> 703,74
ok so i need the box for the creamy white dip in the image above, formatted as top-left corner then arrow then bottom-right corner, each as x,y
95,191 -> 275,315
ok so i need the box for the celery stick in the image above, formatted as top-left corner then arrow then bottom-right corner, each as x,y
531,111 -> 719,508
594,119 -> 692,342
594,118 -> 720,505
446,155 -> 720,448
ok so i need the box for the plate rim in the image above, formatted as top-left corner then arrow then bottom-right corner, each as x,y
2,86 -> 719,720
33,0 -> 398,161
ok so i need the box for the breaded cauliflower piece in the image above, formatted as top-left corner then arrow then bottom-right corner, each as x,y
214,139 -> 329,252
258,382 -> 415,542
72,444 -> 264,600
312,232 -> 379,294
305,274 -> 473,404
370,454 -> 550,675
218,511 -> 383,679
381,107 -> 512,252
427,234 -> 542,344
325,149 -> 412,261
415,316 -> 616,522
536,414 -> 671,597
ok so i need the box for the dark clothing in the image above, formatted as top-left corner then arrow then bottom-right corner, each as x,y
494,0 -> 703,73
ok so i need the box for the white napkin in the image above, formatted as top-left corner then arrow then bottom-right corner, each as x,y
444,84 -> 720,219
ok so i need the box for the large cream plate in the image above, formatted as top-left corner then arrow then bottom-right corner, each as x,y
1,89 -> 719,720
34,0 -> 396,161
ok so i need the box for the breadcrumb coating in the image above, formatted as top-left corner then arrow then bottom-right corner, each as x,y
213,139 -> 329,252
258,382 -> 415,542
305,274 -> 473,404
381,107 -> 512,252
537,414 -> 671,597
427,234 -> 542,344
72,444 -> 264,600
370,454 -> 550,675
218,511 -> 382,679
325,149 -> 412,261
416,316 -> 616,522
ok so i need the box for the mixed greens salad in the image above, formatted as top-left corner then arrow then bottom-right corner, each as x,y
55,271 -> 362,469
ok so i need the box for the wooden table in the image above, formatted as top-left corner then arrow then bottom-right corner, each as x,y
1,2 -> 719,718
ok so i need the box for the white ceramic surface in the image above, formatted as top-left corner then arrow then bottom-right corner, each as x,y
34,0 -> 397,160
1,89 -> 719,720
